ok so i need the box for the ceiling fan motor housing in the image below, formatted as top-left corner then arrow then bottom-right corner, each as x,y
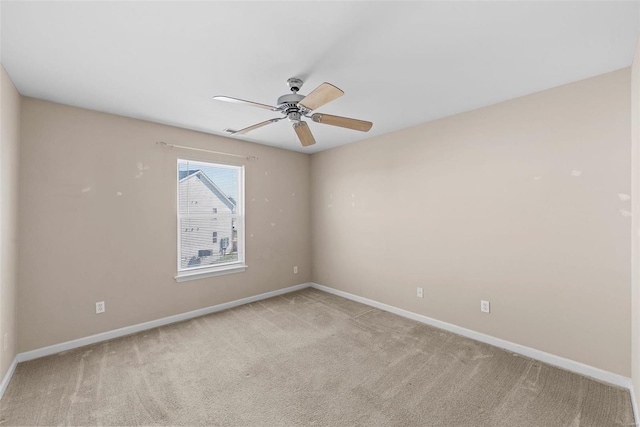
277,93 -> 306,122
277,93 -> 304,108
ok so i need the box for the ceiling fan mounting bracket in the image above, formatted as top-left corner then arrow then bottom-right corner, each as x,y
287,77 -> 303,93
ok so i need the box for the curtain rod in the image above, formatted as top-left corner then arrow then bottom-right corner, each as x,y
156,141 -> 258,160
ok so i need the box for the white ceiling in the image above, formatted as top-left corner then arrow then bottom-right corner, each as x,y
1,1 -> 639,153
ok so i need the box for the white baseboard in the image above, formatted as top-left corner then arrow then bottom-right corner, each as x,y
0,356 -> 18,400
631,386 -> 640,426
16,283 -> 311,364
3,280 -> 635,416
310,282 -> 632,389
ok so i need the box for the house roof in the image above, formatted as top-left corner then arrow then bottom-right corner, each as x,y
179,170 -> 236,211
178,170 -> 199,180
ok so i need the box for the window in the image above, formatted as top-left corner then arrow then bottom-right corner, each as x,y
176,159 -> 245,281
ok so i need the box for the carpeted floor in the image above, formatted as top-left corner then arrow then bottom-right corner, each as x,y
0,288 -> 635,426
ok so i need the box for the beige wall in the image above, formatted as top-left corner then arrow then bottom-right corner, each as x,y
632,37 -> 640,410
17,98 -> 311,352
10,67 -> 635,381
0,66 -> 20,379
311,69 -> 632,376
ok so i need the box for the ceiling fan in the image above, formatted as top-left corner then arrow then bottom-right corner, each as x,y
213,78 -> 373,147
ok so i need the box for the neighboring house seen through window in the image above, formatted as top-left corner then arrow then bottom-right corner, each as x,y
176,159 -> 245,281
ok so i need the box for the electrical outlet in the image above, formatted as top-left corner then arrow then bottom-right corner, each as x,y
3,333 -> 7,352
96,301 -> 105,314
417,287 -> 423,298
481,300 -> 490,313
293,266 -> 298,274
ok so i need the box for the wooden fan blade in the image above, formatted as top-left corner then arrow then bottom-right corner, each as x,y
231,118 -> 282,135
298,83 -> 344,111
213,96 -> 279,111
311,113 -> 373,132
293,121 -> 316,147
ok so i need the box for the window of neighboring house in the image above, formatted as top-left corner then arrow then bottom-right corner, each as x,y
176,159 -> 246,282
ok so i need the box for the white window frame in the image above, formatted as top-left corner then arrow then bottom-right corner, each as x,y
175,158 -> 246,282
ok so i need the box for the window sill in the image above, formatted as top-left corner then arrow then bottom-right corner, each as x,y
175,264 -> 248,282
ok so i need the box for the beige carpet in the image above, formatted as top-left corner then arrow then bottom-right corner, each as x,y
0,288 -> 634,426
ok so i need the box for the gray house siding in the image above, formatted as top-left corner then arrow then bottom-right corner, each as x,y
179,171 -> 236,269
